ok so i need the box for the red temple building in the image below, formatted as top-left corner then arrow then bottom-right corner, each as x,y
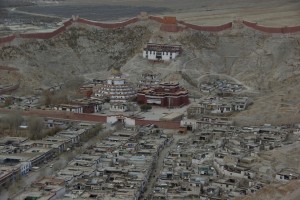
137,82 -> 189,108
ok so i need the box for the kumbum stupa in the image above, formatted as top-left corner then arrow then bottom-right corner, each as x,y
94,67 -> 136,103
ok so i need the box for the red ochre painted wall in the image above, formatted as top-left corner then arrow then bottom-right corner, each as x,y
0,83 -> 20,95
178,21 -> 233,32
0,35 -> 16,45
148,16 -> 164,23
243,20 -> 300,34
1,16 -> 300,46
0,17 -> 139,45
0,108 -> 181,129
160,24 -> 179,32
76,17 -> 139,29
135,119 -> 181,129
20,25 -> 67,39
137,94 -> 189,108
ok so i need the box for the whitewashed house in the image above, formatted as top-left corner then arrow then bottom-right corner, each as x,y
143,43 -> 182,61
110,103 -> 128,112
54,104 -> 83,113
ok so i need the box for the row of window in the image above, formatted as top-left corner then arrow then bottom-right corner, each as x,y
145,51 -> 174,55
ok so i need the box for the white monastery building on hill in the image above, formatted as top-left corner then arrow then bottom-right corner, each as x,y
143,43 -> 182,61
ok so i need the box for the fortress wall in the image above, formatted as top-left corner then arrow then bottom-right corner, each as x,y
148,15 -> 164,23
73,113 -> 107,123
76,17 -> 139,29
0,82 -> 20,95
0,108 -> 181,129
0,35 -> 16,46
0,16 -> 139,45
1,16 -> 300,46
0,66 -> 21,95
160,24 -> 180,32
0,65 -> 19,71
19,25 -> 67,39
22,109 -> 107,123
63,18 -> 73,27
135,119 -> 181,129
178,21 -> 233,32
243,20 -> 300,34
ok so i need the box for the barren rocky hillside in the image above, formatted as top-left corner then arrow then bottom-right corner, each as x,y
0,24 -> 151,94
236,180 -> 300,200
1,21 -> 300,124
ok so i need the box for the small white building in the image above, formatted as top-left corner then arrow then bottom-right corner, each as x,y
180,118 -> 198,131
275,169 -> 300,181
107,115 -> 136,126
143,43 -> 182,61
54,104 -> 83,113
110,103 -> 128,112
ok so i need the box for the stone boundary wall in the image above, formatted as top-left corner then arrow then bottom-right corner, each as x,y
1,16 -> 300,46
0,35 -> 16,45
135,119 -> 181,129
19,19 -> 74,39
0,66 -> 21,95
243,20 -> 300,34
0,65 -> 19,71
0,17 -> 138,46
148,15 -> 164,23
178,21 -> 233,32
76,17 -> 139,29
0,82 -> 20,95
0,108 -> 181,129
19,25 -> 67,39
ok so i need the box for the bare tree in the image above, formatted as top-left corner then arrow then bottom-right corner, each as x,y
3,111 -> 23,134
28,116 -> 44,140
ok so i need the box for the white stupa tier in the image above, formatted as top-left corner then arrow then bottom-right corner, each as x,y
94,68 -> 136,103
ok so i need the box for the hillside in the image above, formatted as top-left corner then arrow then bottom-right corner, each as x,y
0,24 -> 151,94
0,20 -> 300,124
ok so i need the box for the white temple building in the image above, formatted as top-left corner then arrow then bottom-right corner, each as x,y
143,43 -> 182,61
